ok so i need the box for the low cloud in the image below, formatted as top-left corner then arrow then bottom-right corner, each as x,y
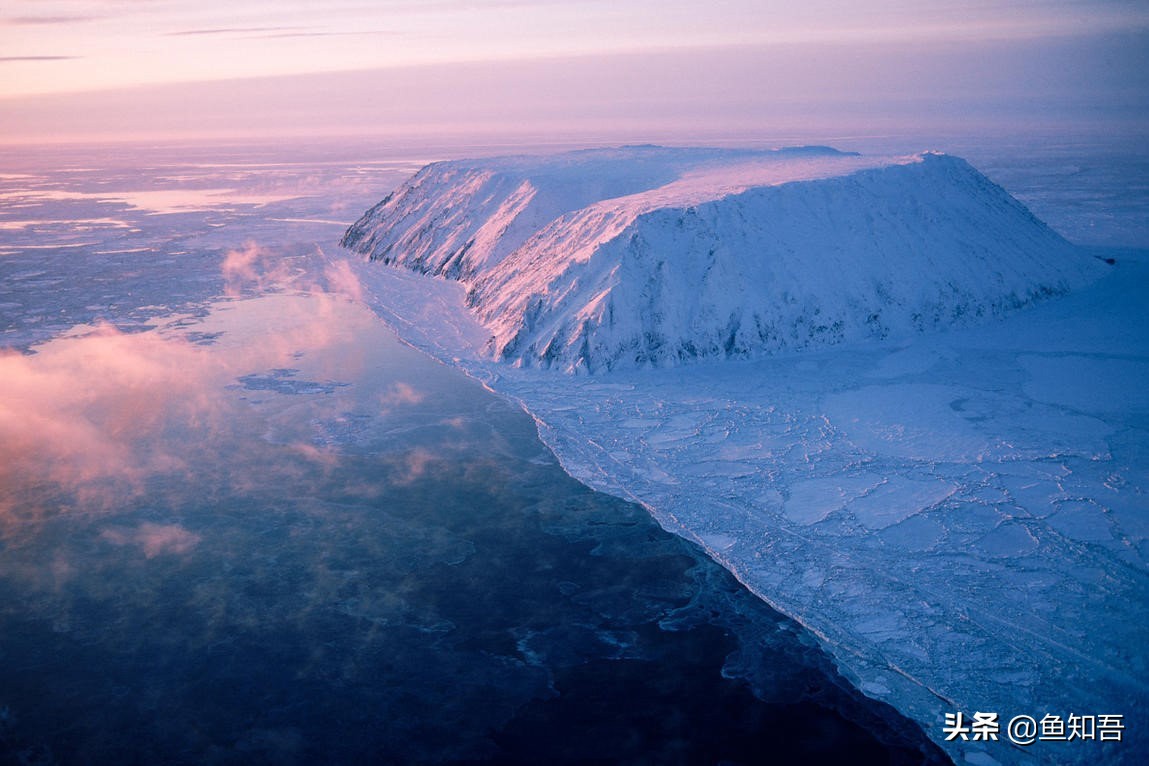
0,55 -> 79,62
101,522 -> 202,558
256,30 -> 396,39
3,16 -> 99,26
1,245 -> 379,535
166,26 -> 303,37
322,258 -> 364,302
222,243 -> 365,302
380,382 -> 425,409
387,447 -> 442,486
0,326 -> 228,518
221,241 -> 300,296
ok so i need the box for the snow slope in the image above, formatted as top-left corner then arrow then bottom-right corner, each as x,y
343,146 -> 1101,371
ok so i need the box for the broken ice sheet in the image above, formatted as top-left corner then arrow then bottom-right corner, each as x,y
351,231 -> 1149,765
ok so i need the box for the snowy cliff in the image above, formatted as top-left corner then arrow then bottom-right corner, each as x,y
343,146 -> 1100,370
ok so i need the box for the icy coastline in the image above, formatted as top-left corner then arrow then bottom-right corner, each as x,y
343,147 -> 1148,764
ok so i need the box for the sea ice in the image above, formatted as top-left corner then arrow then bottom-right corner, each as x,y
345,146 -> 1149,764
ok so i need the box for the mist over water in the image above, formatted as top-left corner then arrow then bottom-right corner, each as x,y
0,142 -> 960,764
1,297 -> 948,764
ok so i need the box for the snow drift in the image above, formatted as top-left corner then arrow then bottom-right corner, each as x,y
343,146 -> 1100,370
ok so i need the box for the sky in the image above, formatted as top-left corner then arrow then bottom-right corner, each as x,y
1,0 -> 1148,144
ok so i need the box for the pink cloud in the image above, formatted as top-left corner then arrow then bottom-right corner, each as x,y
379,382 -> 425,409
0,324 -> 230,521
0,263 -> 383,535
221,241 -> 300,296
323,258 -> 364,302
101,522 -> 202,558
386,447 -> 441,486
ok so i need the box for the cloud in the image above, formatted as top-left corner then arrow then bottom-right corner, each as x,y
216,244 -> 383,368
101,522 -> 202,558
0,55 -> 79,62
2,16 -> 99,26
257,31 -> 349,39
0,305 -> 359,531
0,246 -> 385,536
221,241 -> 300,296
379,382 -> 425,409
322,258 -> 364,302
255,30 -> 396,39
387,447 -> 442,486
221,242 -> 264,288
0,326 -> 228,513
223,244 -> 365,302
166,27 -> 305,37
162,25 -> 396,40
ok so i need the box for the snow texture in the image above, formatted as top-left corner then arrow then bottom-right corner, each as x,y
345,146 -> 1147,765
343,146 -> 1102,372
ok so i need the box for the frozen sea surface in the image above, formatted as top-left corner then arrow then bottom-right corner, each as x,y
345,142 -> 1149,766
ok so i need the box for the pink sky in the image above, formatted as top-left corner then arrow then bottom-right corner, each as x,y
1,1 -> 1147,144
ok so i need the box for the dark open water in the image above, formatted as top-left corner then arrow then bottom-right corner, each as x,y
0,287 -> 945,764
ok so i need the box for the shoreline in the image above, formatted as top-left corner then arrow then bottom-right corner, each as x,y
350,250 -> 1149,766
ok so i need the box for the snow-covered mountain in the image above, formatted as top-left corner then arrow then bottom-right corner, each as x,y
343,146 -> 1101,371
